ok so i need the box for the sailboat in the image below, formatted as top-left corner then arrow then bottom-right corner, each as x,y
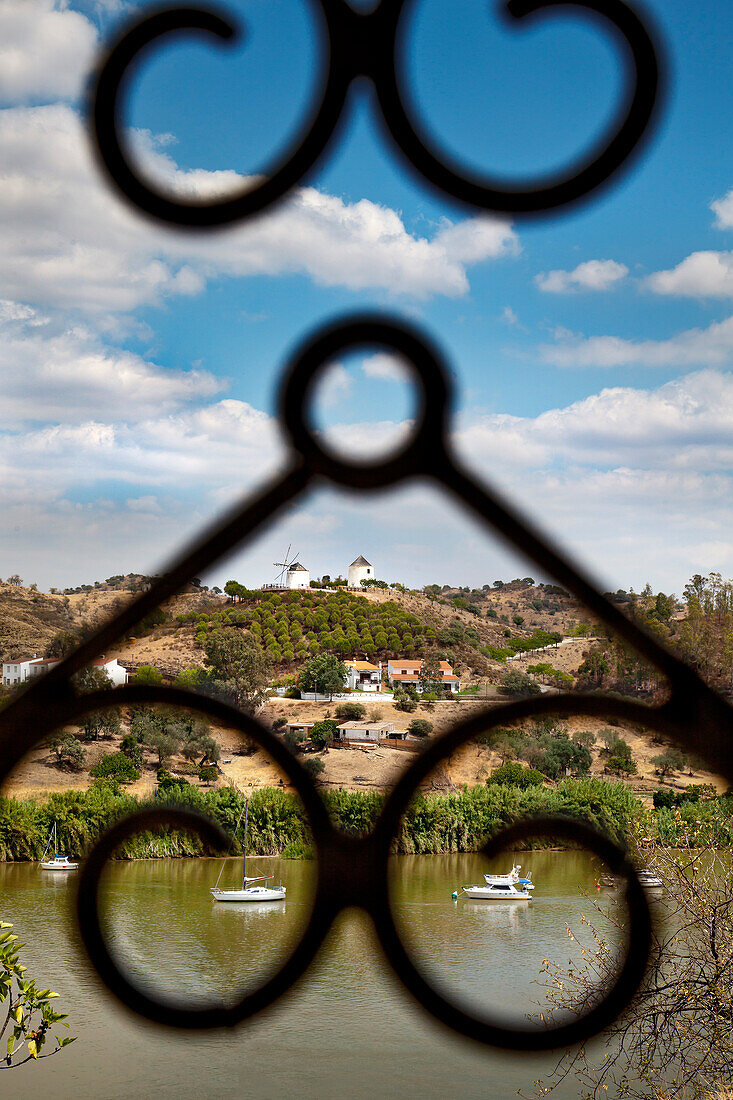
40,822 -> 78,871
210,796 -> 286,903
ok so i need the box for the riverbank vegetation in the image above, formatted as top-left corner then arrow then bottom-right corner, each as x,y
1,774 -> 732,863
533,824 -> 733,1100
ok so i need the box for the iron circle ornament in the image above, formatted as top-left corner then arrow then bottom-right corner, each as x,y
90,0 -> 665,227
67,686 -> 655,1042
383,0 -> 663,214
279,314 -> 452,489
2,316 -> 733,1047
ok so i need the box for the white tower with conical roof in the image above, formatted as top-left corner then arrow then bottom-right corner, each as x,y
348,555 -> 373,588
286,562 -> 310,590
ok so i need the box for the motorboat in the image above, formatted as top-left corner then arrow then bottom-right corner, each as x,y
452,863 -> 534,901
211,795 -> 286,903
40,822 -> 78,871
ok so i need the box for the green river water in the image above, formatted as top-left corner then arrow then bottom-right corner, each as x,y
1,850 -> 632,1099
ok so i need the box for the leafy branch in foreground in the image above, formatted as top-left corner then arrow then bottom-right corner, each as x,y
526,822 -> 733,1100
0,921 -> 76,1068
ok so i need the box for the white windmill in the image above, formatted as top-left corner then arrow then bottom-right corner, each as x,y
273,546 -> 310,590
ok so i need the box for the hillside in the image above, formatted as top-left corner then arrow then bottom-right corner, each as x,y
2,569 -> 726,803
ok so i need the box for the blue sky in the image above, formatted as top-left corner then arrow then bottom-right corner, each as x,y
1,0 -> 733,595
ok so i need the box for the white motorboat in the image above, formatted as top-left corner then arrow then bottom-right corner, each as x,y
452,863 -> 535,901
40,823 -> 78,871
211,796 -> 286,903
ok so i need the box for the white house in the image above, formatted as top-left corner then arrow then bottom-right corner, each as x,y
336,720 -> 407,744
2,655 -> 58,686
344,660 -> 382,691
386,659 -> 460,694
286,562 -> 310,590
2,655 -> 128,688
348,555 -> 373,588
91,657 -> 129,687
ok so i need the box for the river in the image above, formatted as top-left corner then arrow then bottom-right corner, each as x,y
2,850 -> 628,1098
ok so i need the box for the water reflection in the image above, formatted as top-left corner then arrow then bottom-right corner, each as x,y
99,856 -> 316,1008
389,850 -> 626,1027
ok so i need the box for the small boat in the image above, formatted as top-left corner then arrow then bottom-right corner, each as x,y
40,823 -> 78,871
211,796 -> 286,904
637,867 -> 663,888
452,863 -> 534,901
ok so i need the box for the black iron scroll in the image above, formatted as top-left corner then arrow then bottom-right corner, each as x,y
91,0 -> 665,226
0,0 -> 720,1058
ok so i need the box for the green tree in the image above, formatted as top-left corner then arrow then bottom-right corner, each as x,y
652,749 -> 687,779
202,629 -> 270,712
298,654 -> 347,700
50,734 -> 86,771
499,670 -> 541,698
407,718 -> 433,738
0,920 -> 76,1067
134,664 -> 163,685
90,752 -> 140,784
310,719 -> 339,750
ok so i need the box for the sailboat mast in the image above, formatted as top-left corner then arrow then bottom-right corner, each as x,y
242,797 -> 248,887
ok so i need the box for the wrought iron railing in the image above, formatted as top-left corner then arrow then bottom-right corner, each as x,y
2,0 -> 728,1056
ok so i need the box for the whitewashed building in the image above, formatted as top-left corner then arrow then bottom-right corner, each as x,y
348,555 -> 373,588
344,660 -> 381,691
337,720 -> 407,744
2,655 -> 128,688
386,659 -> 460,693
285,562 -> 310,590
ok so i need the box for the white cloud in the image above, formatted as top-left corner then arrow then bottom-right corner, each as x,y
360,353 -> 410,383
535,259 -> 628,294
0,303 -> 223,426
646,251 -> 733,299
5,369 -> 733,592
0,105 -> 520,314
501,306 -> 519,326
0,1 -> 98,102
712,190 -> 733,230
541,316 -> 733,368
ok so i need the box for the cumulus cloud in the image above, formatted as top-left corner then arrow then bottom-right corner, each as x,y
0,105 -> 520,314
0,1 -> 98,102
541,316 -> 733,368
712,189 -> 733,230
535,259 -> 628,294
0,303 -> 223,426
646,251 -> 733,299
360,353 -> 411,383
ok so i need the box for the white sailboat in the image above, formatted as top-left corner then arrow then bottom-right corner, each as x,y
40,822 -> 78,871
210,797 -> 286,903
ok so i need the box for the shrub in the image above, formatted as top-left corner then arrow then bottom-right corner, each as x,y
407,718 -> 433,739
272,716 -> 288,731
303,756 -> 325,779
283,729 -> 305,755
499,670 -> 541,698
90,752 -> 141,784
199,764 -> 218,784
284,686 -> 301,699
335,701 -> 367,722
487,762 -> 544,789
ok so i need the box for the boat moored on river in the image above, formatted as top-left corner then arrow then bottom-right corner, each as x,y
452,864 -> 534,901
